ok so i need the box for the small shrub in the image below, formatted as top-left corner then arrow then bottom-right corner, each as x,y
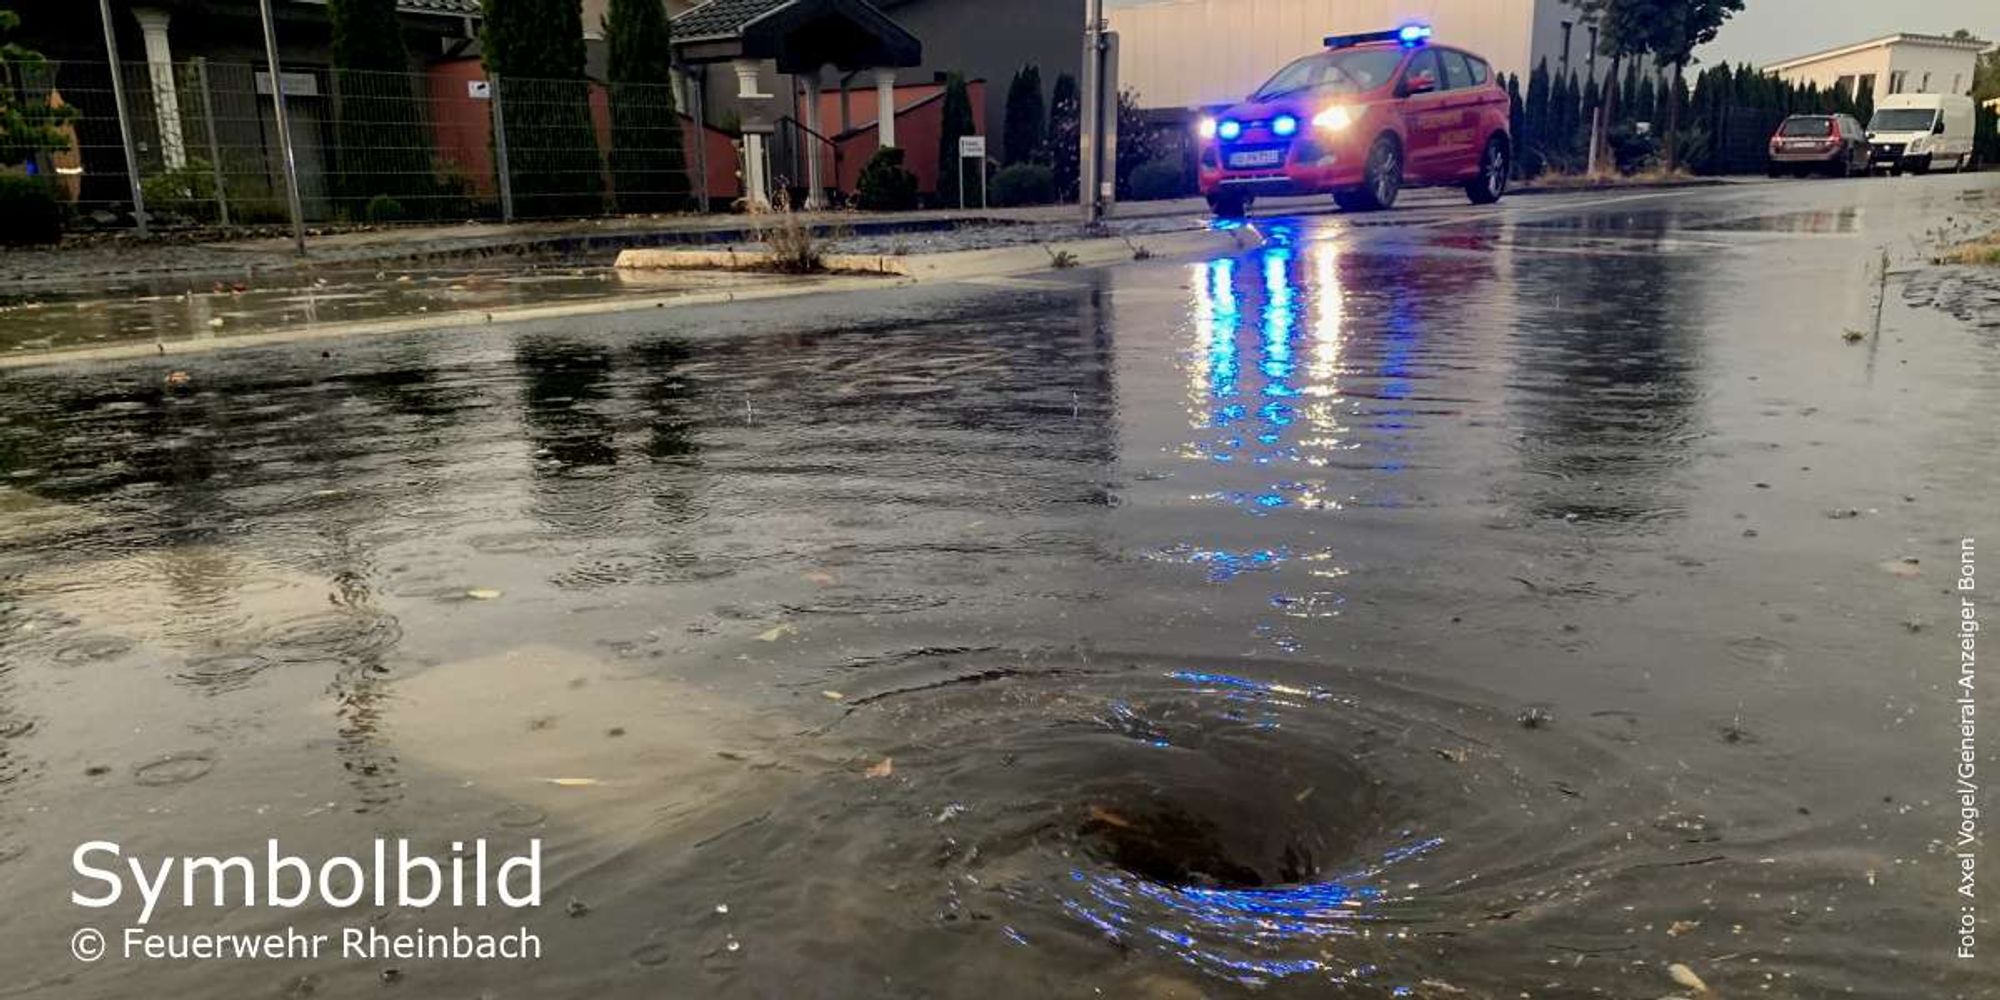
855,146 -> 918,211
364,194 -> 406,223
753,196 -> 824,273
991,163 -> 1055,207
1044,246 -> 1078,269
1127,157 -> 1188,201
0,175 -> 63,245
139,160 -> 218,223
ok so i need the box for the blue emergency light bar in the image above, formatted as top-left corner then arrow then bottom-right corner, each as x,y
1324,24 -> 1432,48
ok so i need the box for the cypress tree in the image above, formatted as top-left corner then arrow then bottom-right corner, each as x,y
482,0 -> 604,216
603,0 -> 689,213
329,0 -> 435,217
1002,64 -> 1045,165
1524,60 -> 1551,175
1506,72 -> 1525,169
1047,72 -> 1079,199
935,73 -> 976,205
1621,60 -> 1641,126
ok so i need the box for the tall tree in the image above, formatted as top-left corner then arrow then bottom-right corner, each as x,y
329,0 -> 436,216
934,72 -> 976,205
1524,59 -> 1551,175
603,0 -> 689,213
1046,72 -> 1079,199
1002,64 -> 1045,165
482,0 -> 604,216
1610,0 -> 1745,170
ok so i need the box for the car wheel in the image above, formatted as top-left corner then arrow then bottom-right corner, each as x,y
1207,192 -> 1248,220
1466,137 -> 1508,204
1912,155 -> 1932,175
1347,135 -> 1401,211
1766,164 -> 1782,178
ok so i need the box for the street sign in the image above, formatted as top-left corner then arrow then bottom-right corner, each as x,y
467,80 -> 492,100
957,135 -> 988,210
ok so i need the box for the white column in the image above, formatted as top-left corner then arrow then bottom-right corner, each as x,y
873,68 -> 897,149
731,59 -> 772,209
800,66 -> 825,209
132,8 -> 186,170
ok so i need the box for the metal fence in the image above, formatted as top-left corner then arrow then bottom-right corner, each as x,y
19,59 -> 702,232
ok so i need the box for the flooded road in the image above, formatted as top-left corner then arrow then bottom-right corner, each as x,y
1,175 -> 1996,999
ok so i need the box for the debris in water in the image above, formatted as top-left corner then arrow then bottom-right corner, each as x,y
207,317 -> 225,328
756,623 -> 796,642
164,371 -> 192,389
1880,558 -> 1922,578
380,968 -> 402,984
801,571 -> 837,585
1902,619 -> 1925,633
821,690 -> 845,701
1666,919 -> 1701,936
1517,707 -> 1553,729
1432,746 -> 1469,764
466,588 -> 503,601
934,802 -> 966,823
865,757 -> 894,779
1666,962 -> 1711,994
566,897 -> 590,917
541,777 -> 601,788
1086,804 -> 1131,828
714,903 -> 729,914
1842,329 -> 1865,343
1823,508 -> 1861,519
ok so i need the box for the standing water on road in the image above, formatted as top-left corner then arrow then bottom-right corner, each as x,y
0,180 -> 1995,998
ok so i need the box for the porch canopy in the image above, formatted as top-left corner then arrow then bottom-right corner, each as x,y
673,0 -> 921,73
673,0 -> 922,207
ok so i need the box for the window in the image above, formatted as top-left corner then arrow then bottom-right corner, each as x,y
1402,49 -> 1441,92
1834,74 -> 1856,98
1920,71 -> 1931,92
1778,117 -> 1833,137
1440,50 -> 1473,90
1888,70 -> 1907,94
1858,73 -> 1876,99
1953,73 -> 1962,94
1249,49 -> 1404,99
1467,56 -> 1490,86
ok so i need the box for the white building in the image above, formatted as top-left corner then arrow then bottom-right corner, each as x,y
1762,32 -> 1989,106
1109,0 -> 1591,109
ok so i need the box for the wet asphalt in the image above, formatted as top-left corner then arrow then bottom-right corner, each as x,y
0,174 -> 1997,999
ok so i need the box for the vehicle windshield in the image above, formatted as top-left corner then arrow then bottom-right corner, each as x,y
1251,49 -> 1404,100
1777,117 -> 1833,137
1870,108 -> 1937,132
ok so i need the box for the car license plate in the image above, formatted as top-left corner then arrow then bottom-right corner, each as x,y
1228,149 -> 1283,168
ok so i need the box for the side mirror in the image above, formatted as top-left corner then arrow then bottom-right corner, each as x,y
1404,72 -> 1437,95
1934,120 -> 1947,134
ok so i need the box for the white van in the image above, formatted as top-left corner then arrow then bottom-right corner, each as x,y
1866,93 -> 1976,174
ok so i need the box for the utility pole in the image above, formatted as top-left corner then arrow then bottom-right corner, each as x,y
1079,0 -> 1118,226
1080,0 -> 1104,225
96,0 -> 147,236
256,0 -> 307,255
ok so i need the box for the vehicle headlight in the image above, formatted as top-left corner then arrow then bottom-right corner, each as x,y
1198,117 -> 1217,140
1217,119 -> 1243,141
1272,114 -> 1299,137
1313,106 -> 1354,131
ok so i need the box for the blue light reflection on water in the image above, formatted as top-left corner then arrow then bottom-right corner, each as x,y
1053,669 -> 1443,986
1182,223 -> 1416,516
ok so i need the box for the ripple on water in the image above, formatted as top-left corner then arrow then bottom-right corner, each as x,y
133,750 -> 216,787
652,660 -> 1663,996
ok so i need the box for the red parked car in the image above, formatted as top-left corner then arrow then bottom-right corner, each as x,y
1196,25 -> 1512,218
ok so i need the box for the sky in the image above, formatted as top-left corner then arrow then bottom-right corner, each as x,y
1101,0 -> 1998,70
1694,0 -> 1997,68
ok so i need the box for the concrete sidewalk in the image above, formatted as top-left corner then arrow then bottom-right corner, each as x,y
0,178 -> 1735,298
